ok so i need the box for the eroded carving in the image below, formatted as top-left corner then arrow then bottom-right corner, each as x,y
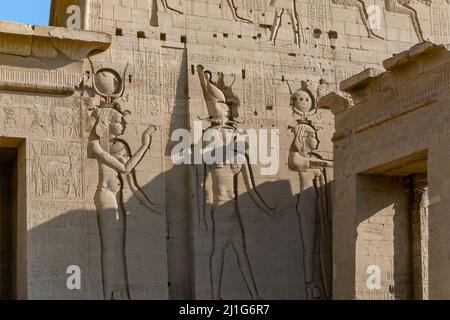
331,0 -> 437,41
270,0 -> 303,47
226,0 -> 253,23
88,63 -> 161,300
196,65 -> 282,300
31,141 -> 83,200
384,0 -> 430,42
153,0 -> 252,22
331,0 -> 384,39
287,80 -> 317,120
288,81 -> 333,300
159,0 -> 183,14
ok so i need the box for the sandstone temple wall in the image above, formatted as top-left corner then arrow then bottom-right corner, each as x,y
0,0 -> 449,300
329,42 -> 450,299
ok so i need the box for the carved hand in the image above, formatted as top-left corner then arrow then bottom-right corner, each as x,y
116,155 -> 129,164
142,125 -> 157,147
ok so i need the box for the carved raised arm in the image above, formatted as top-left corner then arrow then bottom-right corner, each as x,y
197,65 -> 210,102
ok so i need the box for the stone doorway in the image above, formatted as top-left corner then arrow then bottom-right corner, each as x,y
0,148 -> 18,300
0,138 -> 26,300
356,151 -> 429,300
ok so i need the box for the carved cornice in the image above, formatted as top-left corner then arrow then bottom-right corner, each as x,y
319,90 -> 354,115
334,42 -> 450,140
383,41 -> 447,71
340,68 -> 382,92
0,22 -> 111,60
0,21 -> 111,95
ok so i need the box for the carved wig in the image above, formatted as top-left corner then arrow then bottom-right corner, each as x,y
289,121 -> 319,171
90,106 -> 128,155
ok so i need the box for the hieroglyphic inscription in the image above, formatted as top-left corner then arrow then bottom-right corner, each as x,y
239,0 -> 266,23
30,141 -> 83,200
308,0 -> 329,33
162,47 -> 187,162
189,54 -> 238,66
242,59 -> 277,126
29,200 -> 85,228
134,48 -> 163,124
0,68 -> 80,87
133,46 -> 185,167
431,1 -> 450,44
0,95 -> 81,138
89,0 -> 102,31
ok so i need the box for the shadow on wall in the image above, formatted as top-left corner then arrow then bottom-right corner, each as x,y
356,174 -> 423,300
27,167 -> 332,300
25,47 -> 332,300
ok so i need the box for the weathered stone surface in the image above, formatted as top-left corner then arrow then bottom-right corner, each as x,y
0,0 -> 449,301
333,43 -> 450,300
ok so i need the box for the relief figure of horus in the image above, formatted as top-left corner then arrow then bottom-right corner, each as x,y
88,62 -> 162,300
288,82 -> 333,300
196,65 -> 282,300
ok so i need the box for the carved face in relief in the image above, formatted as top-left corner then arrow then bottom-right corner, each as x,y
294,123 -> 318,155
109,111 -> 126,137
304,127 -> 318,152
291,90 -> 313,114
92,108 -> 127,140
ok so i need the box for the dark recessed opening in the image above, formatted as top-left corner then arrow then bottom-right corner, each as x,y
115,28 -> 123,36
313,28 -> 322,39
160,33 -> 167,41
0,148 -> 18,300
137,31 -> 146,39
180,35 -> 187,43
259,24 -> 271,30
328,31 -> 338,39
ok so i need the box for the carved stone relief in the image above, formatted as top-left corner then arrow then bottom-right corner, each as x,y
87,63 -> 162,300
430,0 -> 450,43
242,60 -> 277,126
151,0 -> 253,22
384,0 -> 431,42
331,0 -> 384,39
287,80 -> 333,299
31,141 -> 83,200
0,94 -> 82,138
196,65 -> 282,300
269,0 -> 303,47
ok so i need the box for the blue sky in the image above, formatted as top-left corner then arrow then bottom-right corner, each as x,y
0,0 -> 51,25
